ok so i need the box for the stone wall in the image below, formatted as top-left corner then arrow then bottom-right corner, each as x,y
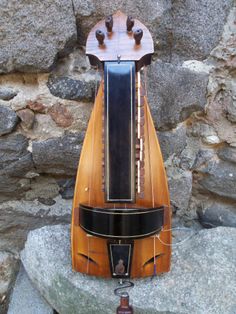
0,0 -> 235,309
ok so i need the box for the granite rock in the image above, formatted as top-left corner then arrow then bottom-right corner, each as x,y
0,133 -> 34,200
25,176 -> 60,201
0,105 -> 19,136
58,178 -> 76,200
167,167 -> 192,212
197,202 -> 236,228
0,251 -> 18,301
0,87 -> 18,101
148,61 -> 208,130
0,133 -> 33,177
217,145 -> 236,164
0,0 -> 77,73
26,101 -> 47,114
169,0 -> 233,62
48,103 -> 74,128
8,265 -> 53,314
158,124 -> 187,161
205,7 -> 236,147
191,149 -> 215,170
47,76 -> 95,102
17,109 -> 35,130
0,197 -> 71,253
0,177 -> 31,203
21,224 -> 236,314
178,137 -> 201,171
32,133 -> 83,175
198,160 -> 236,201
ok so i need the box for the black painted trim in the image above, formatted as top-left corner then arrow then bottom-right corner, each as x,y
79,204 -> 164,239
104,61 -> 136,202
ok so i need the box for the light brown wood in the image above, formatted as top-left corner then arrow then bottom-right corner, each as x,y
71,82 -> 171,278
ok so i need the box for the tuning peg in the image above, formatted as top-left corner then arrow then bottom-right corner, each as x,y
96,29 -> 105,45
134,28 -> 143,45
126,16 -> 134,32
105,15 -> 113,33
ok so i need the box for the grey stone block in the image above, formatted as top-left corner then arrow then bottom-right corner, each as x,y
8,265 -> 53,314
21,224 -> 236,314
0,0 -> 77,73
147,61 -> 208,130
197,203 -> 236,228
0,106 -> 19,136
32,133 -> 84,176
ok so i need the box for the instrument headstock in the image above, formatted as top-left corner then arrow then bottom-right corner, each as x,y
86,11 -> 154,71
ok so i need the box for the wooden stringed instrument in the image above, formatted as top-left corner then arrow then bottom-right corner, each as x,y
71,11 -> 171,278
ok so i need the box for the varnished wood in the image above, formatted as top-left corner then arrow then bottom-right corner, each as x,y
71,83 -> 171,277
134,29 -> 143,45
86,11 -> 154,70
71,11 -> 171,278
95,29 -> 105,46
105,15 -> 113,33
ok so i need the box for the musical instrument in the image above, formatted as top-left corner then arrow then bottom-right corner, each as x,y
71,11 -> 171,278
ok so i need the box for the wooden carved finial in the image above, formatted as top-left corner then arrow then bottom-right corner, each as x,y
96,29 -> 105,45
134,28 -> 143,45
105,15 -> 113,32
126,16 -> 134,32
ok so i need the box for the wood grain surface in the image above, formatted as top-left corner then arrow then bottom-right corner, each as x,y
71,82 -> 171,278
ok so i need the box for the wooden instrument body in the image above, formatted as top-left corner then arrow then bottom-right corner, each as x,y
71,12 -> 171,278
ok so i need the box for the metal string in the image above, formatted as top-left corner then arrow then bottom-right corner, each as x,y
88,66 -> 99,206
153,232 -> 157,275
157,227 -> 199,247
87,66 -> 99,273
86,235 -> 90,274
145,93 -> 155,208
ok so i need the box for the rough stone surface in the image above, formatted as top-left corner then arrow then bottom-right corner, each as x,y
197,160 -> 236,201
22,224 -> 236,314
158,124 -> 187,161
73,0 -> 232,63
49,103 -> 74,128
206,7 -> 236,147
0,106 -> 19,136
0,0 -> 77,73
169,0 -> 233,62
0,87 -> 18,101
47,76 -> 95,102
148,61 -> 209,130
26,101 -> 47,114
191,149 -> 215,170
167,167 -> 192,212
0,133 -> 34,200
21,113 -> 65,141
0,197 -> 71,253
197,202 -> 236,228
217,145 -> 236,164
32,133 -> 84,175
17,109 -> 35,130
8,265 -> 53,314
178,136 -> 201,171
58,178 -> 76,200
0,251 -> 18,300
25,176 -> 60,201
